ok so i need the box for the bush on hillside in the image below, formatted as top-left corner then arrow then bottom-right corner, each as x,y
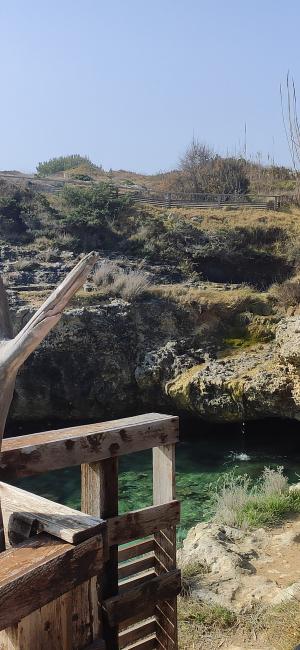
36,155 -> 97,176
60,183 -> 133,250
271,278 -> 300,308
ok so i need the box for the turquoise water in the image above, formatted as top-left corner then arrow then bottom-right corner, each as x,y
10,417 -> 300,542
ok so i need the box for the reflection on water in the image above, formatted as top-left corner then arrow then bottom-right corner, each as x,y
7,416 -> 300,543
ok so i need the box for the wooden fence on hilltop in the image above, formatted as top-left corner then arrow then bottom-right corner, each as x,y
0,412 -> 180,650
132,192 -> 281,210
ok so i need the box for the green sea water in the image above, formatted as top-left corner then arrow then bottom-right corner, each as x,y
10,417 -> 300,543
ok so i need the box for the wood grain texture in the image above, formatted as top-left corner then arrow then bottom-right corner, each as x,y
1,414 -> 178,479
82,458 -> 119,650
153,444 -> 178,650
0,482 -> 105,546
103,570 -> 181,626
118,539 -> 154,563
119,618 -> 156,649
108,501 -> 180,546
0,533 -> 103,630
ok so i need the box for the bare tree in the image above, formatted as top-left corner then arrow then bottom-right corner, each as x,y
280,73 -> 300,171
0,251 -> 97,549
179,137 -> 214,193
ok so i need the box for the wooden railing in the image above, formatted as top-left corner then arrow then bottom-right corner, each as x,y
0,412 -> 180,650
132,191 -> 280,210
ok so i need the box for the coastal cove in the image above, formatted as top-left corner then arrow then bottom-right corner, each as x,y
6,415 -> 300,542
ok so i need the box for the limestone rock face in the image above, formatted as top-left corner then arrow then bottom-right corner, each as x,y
7,296 -> 300,426
165,316 -> 300,422
179,518 -> 300,612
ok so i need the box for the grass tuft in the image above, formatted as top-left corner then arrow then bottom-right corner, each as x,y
209,466 -> 300,529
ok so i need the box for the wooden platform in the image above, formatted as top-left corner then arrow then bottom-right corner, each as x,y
0,413 -> 180,650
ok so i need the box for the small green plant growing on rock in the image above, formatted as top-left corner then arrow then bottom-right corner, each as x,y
209,466 -> 300,529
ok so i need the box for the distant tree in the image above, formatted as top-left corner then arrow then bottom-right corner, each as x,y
36,155 -> 97,177
204,158 -> 250,194
179,138 -> 214,193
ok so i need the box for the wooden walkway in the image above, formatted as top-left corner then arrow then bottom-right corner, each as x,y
0,413 -> 180,650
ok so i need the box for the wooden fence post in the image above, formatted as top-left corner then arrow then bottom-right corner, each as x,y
153,444 -> 178,649
81,458 -> 119,650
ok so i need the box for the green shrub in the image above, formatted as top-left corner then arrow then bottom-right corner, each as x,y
36,155 -> 96,176
209,466 -> 300,529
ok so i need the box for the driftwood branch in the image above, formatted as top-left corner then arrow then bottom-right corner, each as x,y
0,251 -> 97,548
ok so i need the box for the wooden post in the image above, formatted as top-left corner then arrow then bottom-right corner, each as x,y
81,458 -> 119,650
153,444 -> 178,649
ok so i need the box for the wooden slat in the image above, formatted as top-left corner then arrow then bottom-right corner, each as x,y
82,458 -> 119,650
153,445 -> 178,650
103,570 -> 181,626
0,413 -> 178,479
108,501 -> 180,546
0,533 -> 103,631
122,635 -> 157,650
118,555 -> 155,580
119,570 -> 157,593
118,539 -> 154,563
119,618 -> 156,649
0,482 -> 105,546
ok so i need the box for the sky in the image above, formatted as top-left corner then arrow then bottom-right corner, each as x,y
0,0 -> 300,174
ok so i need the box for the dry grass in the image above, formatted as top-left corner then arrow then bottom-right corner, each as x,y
151,283 -> 269,315
143,204 -> 300,235
178,596 -> 300,649
93,262 -> 151,301
271,277 -> 300,308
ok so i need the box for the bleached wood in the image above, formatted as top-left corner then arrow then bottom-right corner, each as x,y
153,444 -> 178,650
0,252 -> 97,550
0,482 -> 105,545
0,414 -> 178,479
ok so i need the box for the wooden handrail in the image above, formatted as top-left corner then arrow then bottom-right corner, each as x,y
0,413 -> 178,479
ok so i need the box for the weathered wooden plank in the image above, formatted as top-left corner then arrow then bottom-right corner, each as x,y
0,533 -> 103,631
118,555 -> 155,580
108,501 -> 180,546
82,458 -> 119,650
0,482 -> 105,545
118,539 -> 154,563
119,570 -> 156,593
103,570 -> 181,626
121,635 -> 157,650
153,444 -> 178,650
0,414 -> 179,479
119,618 -> 156,649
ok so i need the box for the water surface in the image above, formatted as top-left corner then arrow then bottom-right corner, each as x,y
8,416 -> 300,542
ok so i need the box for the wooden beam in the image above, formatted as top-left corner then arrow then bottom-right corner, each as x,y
118,539 -> 154,563
0,482 -> 105,545
103,569 -> 181,626
82,458 -> 119,650
0,533 -> 103,631
153,444 -> 178,650
108,501 -> 180,546
0,414 -> 179,479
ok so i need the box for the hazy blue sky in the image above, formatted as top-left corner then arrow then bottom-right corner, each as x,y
0,0 -> 299,173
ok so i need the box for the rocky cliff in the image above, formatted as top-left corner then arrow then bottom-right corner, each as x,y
7,291 -> 300,426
